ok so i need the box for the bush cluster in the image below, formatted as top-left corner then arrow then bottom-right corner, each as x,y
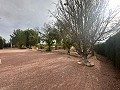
95,32 -> 120,68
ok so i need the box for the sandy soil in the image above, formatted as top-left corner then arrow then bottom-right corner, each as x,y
0,49 -> 120,90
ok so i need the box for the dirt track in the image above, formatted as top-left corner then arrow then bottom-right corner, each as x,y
0,49 -> 120,90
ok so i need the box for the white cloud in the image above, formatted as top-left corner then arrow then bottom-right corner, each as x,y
0,0 -> 58,41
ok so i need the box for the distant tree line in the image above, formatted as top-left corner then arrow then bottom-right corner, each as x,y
10,28 -> 40,49
0,36 -> 10,49
40,23 -> 74,52
6,25 -> 72,51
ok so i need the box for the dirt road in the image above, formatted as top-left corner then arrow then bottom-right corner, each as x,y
0,49 -> 120,90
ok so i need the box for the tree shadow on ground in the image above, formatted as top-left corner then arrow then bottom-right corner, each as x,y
94,54 -> 120,89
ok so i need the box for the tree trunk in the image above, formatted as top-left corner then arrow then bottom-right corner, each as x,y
82,50 -> 94,67
91,45 -> 95,56
91,48 -> 94,56
67,49 -> 70,55
83,51 -> 89,63
82,44 -> 90,64
55,44 -> 58,50
11,42 -> 12,48
48,45 -> 51,51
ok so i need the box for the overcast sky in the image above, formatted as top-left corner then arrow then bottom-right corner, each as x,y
0,0 -> 58,41
0,0 -> 120,41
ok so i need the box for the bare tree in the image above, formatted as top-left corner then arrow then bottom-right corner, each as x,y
52,0 -> 120,66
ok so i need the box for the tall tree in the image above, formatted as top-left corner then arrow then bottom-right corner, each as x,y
40,24 -> 61,51
10,29 -> 25,48
25,29 -> 40,48
53,0 -> 120,66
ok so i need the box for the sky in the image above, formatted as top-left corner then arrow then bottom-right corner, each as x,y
0,0 -> 120,41
0,0 -> 58,41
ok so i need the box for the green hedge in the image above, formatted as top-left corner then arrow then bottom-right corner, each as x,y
106,32 -> 120,68
95,32 -> 120,68
0,37 -> 3,49
95,43 -> 106,56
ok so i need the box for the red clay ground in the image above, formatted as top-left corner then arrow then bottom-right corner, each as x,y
0,49 -> 120,90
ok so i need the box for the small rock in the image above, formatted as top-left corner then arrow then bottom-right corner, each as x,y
77,61 -> 82,65
85,62 -> 95,67
77,61 -> 95,67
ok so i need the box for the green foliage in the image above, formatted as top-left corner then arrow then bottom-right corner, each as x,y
95,32 -> 120,68
106,32 -> 120,68
10,29 -> 40,49
55,21 -> 74,52
41,24 -> 61,51
0,38 -> 9,48
0,36 -> 3,49
24,29 -> 40,48
62,35 -> 74,54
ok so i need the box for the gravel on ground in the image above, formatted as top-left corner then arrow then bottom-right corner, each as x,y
0,49 -> 120,90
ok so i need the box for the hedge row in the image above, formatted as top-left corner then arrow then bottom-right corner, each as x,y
95,32 -> 120,68
0,37 -> 3,49
95,43 -> 106,56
